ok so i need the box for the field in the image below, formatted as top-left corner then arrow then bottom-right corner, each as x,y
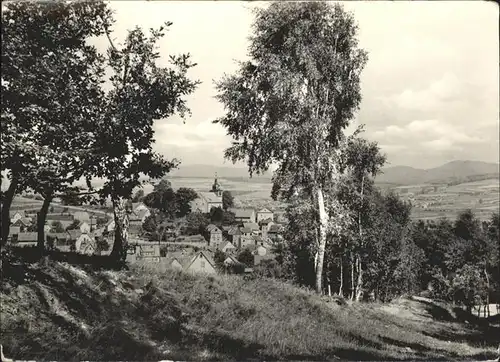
9,176 -> 499,221
393,178 -> 499,221
1,260 -> 498,361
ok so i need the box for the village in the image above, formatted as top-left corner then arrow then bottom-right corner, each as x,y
7,175 -> 286,275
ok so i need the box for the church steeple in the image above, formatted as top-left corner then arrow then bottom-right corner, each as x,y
211,172 -> 222,196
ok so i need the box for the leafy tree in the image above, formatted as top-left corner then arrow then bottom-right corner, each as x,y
209,207 -> 225,224
143,180 -> 178,218
132,189 -> 145,202
175,187 -> 198,217
341,135 -> 386,300
222,190 -> 234,210
237,248 -> 254,267
213,249 -> 227,272
142,214 -> 158,233
1,0 -> 112,248
95,237 -> 110,255
185,212 -> 210,236
93,22 -> 199,262
215,1 -> 367,294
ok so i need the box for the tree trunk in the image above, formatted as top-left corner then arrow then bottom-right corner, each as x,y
1,175 -> 18,246
355,255 -> 363,301
110,196 -> 130,263
355,175 -> 365,302
315,187 -> 329,295
485,266 -> 491,317
339,254 -> 344,297
37,195 -> 53,252
350,252 -> 356,300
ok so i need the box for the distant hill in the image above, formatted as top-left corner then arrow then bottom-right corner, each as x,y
376,161 -> 500,186
169,164 -> 272,179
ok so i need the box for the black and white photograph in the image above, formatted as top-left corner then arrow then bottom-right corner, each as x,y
1,0 -> 499,360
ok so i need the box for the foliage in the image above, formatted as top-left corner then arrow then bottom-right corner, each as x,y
132,189 -> 145,202
144,181 -> 198,219
142,215 -> 158,233
222,190 -> 234,210
215,1 -> 368,293
213,249 -> 227,272
237,248 -> 254,267
185,212 -> 210,236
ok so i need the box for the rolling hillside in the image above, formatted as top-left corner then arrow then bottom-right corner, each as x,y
1,260 -> 498,361
376,161 -> 499,186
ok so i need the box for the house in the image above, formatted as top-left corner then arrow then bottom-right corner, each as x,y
256,208 -> 274,223
268,224 -> 284,240
259,218 -> 274,238
8,226 -> 21,239
132,202 -> 150,215
219,239 -> 236,254
9,210 -> 25,224
239,227 -> 252,237
12,217 -> 32,232
16,232 -> 38,245
130,207 -> 151,224
190,175 -> 224,213
206,224 -> 223,248
243,222 -> 260,235
226,226 -> 241,246
73,211 -> 90,223
230,208 -> 256,224
185,251 -> 217,274
223,254 -> 240,266
239,234 -> 255,249
79,221 -> 91,234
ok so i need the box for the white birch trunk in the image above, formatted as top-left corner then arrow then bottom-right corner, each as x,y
355,175 -> 365,302
315,187 -> 329,295
339,255 -> 344,297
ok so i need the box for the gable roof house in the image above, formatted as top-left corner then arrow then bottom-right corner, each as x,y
219,240 -> 236,254
206,224 -> 223,248
230,208 -> 256,224
10,210 -> 25,224
256,208 -> 274,223
243,222 -> 260,235
184,251 -> 217,274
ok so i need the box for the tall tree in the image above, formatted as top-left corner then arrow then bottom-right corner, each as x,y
215,2 -> 367,293
342,135 -> 386,300
94,23 -> 199,262
222,190 -> 234,210
1,0 -> 112,248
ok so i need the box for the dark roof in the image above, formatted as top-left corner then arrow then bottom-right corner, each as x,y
206,224 -> 221,233
228,226 -> 241,235
47,232 -> 70,240
259,218 -> 273,225
257,208 -> 272,214
268,224 -> 283,233
46,214 -> 74,221
240,227 -> 252,234
243,222 -> 259,231
230,208 -> 255,218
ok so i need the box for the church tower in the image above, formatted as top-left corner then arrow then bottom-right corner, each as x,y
211,172 -> 223,197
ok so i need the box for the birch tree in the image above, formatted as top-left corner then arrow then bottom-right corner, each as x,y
215,2 -> 367,293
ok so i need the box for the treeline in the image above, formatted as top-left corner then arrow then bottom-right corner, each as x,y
274,184 -> 499,309
1,0 -> 199,262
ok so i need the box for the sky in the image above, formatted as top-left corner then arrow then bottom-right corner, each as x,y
97,0 -> 499,170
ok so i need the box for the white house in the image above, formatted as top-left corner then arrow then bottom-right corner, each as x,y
256,208 -> 274,223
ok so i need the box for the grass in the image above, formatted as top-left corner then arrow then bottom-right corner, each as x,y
1,260 -> 498,361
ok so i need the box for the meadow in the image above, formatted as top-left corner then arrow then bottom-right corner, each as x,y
1,260 -> 498,361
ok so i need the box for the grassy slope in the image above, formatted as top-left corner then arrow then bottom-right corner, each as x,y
1,260 -> 498,361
